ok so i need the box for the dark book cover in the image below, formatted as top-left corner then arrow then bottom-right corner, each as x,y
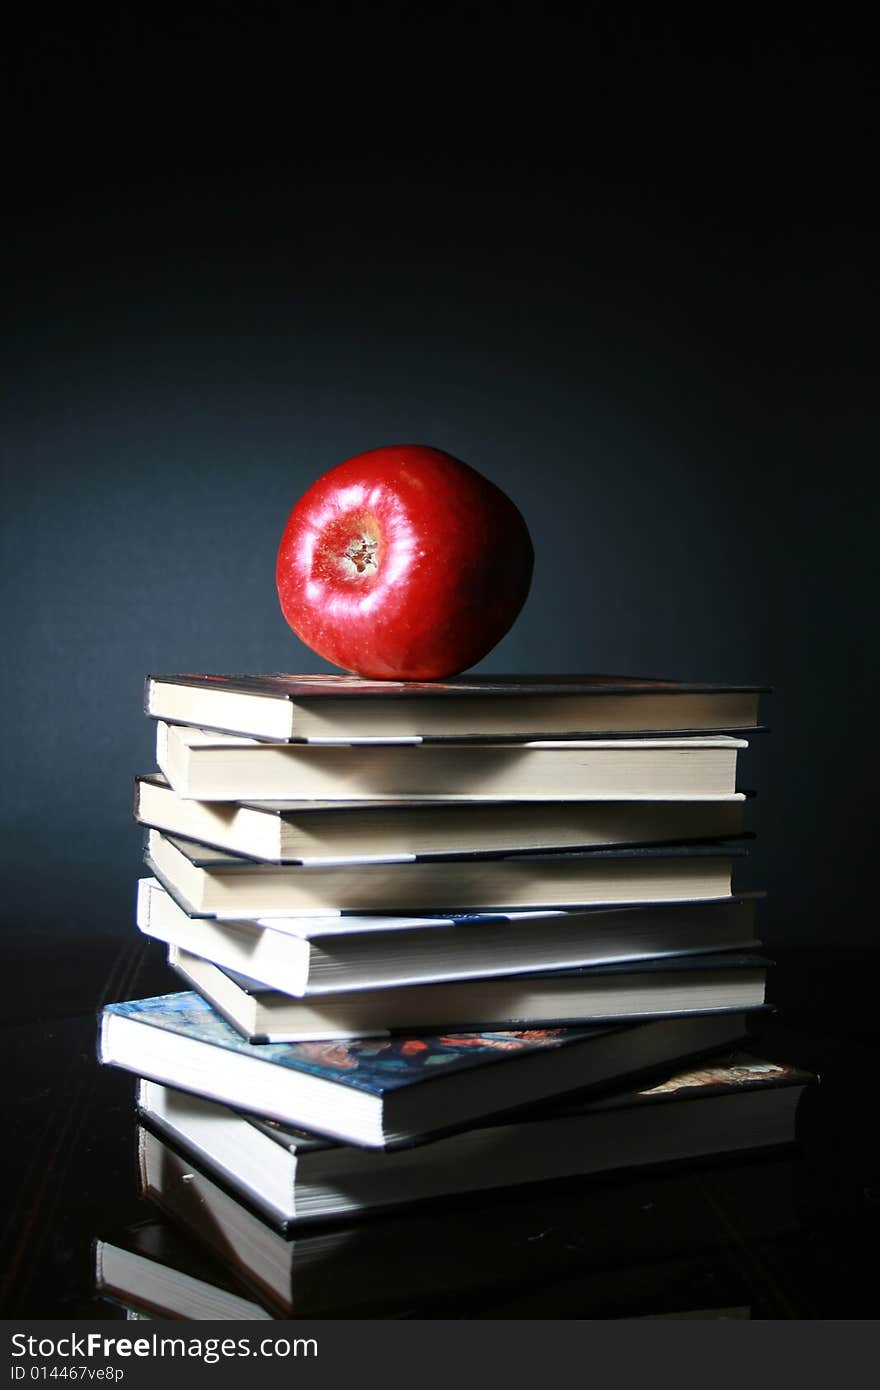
155,831 -> 753,870
134,771 -> 757,867
146,673 -> 767,741
171,946 -> 768,1043
221,950 -> 767,995
148,672 -> 769,702
219,949 -> 771,999
145,846 -> 755,926
144,834 -> 751,920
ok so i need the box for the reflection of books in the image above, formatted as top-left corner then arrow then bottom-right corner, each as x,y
96,1240 -> 752,1320
146,672 -> 763,742
94,1223 -> 272,1320
135,772 -> 748,863
635,1306 -> 751,1318
146,830 -> 745,916
138,876 -> 761,998
157,722 -> 747,802
137,1127 -> 526,1315
170,944 -> 768,1042
137,1127 -> 802,1318
137,1053 -> 811,1229
99,990 -> 751,1149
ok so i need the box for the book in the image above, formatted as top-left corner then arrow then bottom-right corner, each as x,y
134,772 -> 748,864
98,991 -> 751,1149
146,673 -> 763,742
137,877 -> 761,997
135,1122 -> 803,1316
145,830 -> 745,916
137,1052 -> 812,1229
94,1224 -> 273,1320
156,721 -> 748,802
170,945 -> 768,1042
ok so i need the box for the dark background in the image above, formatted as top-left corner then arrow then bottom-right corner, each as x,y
2,6 -> 880,1325
2,5 -> 876,982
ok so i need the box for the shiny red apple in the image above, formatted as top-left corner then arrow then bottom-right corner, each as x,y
276,444 -> 534,679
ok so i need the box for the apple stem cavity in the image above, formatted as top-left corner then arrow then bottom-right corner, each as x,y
341,535 -> 378,577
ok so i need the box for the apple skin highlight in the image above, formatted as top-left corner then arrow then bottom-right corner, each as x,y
276,445 -> 534,680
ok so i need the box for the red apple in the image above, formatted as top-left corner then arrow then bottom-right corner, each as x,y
276,444 -> 534,679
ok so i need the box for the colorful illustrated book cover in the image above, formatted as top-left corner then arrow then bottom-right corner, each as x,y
105,991 -> 621,1098
236,1050 -> 813,1155
627,1055 -> 813,1104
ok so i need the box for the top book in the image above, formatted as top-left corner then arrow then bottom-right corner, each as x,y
145,674 -> 765,742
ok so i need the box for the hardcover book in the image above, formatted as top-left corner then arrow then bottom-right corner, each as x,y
145,673 -> 764,742
170,944 -> 768,1042
145,829 -> 747,916
134,772 -> 748,864
137,877 -> 761,998
136,1119 -> 803,1316
137,1052 -> 812,1229
156,721 -> 748,802
98,990 -> 751,1149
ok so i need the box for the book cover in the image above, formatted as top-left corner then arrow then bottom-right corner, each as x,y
102,990 -> 625,1099
220,949 -> 770,999
608,1055 -> 811,1107
242,1049 -> 809,1157
155,831 -> 753,871
102,992 -> 752,1147
148,672 -> 767,700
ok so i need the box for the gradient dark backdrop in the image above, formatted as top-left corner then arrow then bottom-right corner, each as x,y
3,9 -> 876,973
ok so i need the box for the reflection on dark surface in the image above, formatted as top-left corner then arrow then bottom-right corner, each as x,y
98,1155 -> 799,1320
2,941 -> 879,1318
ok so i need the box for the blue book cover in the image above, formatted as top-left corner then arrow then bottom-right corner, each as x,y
102,991 -> 622,1098
105,992 -> 753,1149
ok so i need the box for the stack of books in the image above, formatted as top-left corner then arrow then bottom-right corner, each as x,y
96,672 -> 810,1318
